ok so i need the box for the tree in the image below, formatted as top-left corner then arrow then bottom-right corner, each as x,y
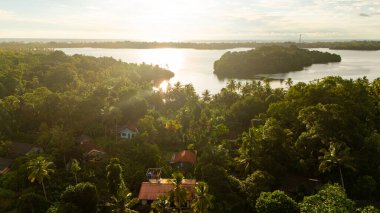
69,159 -> 81,184
105,157 -> 138,212
299,184 -> 355,213
106,158 -> 126,197
60,182 -> 98,213
241,170 -> 275,208
17,192 -> 50,213
107,189 -> 138,213
255,190 -> 299,213
202,90 -> 211,102
169,172 -> 188,212
352,175 -> 378,199
318,142 -> 355,189
191,182 -> 213,213
27,156 -> 55,201
151,195 -> 170,213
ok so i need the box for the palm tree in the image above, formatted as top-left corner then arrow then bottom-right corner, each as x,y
108,189 -> 139,213
27,156 -> 55,201
226,80 -> 237,92
319,142 -> 356,189
169,172 -> 188,212
151,195 -> 170,213
191,182 -> 213,213
70,159 -> 81,184
237,129 -> 256,175
202,90 -> 211,102
285,78 -> 293,87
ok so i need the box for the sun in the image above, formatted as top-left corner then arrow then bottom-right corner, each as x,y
159,80 -> 169,92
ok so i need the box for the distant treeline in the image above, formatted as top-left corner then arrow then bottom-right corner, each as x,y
214,45 -> 341,79
0,40 -> 380,50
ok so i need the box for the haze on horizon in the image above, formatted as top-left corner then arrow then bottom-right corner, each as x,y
0,0 -> 379,41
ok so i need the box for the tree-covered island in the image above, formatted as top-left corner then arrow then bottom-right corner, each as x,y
213,45 -> 341,79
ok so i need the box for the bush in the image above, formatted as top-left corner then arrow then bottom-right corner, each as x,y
17,192 -> 50,213
352,176 -> 377,199
0,187 -> 16,212
255,190 -> 299,213
241,170 -> 274,208
60,182 -> 98,213
299,184 -> 356,213
358,205 -> 380,213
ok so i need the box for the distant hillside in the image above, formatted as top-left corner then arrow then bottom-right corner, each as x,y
213,45 -> 341,79
1,40 -> 380,50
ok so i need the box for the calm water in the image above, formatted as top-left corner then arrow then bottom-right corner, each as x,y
58,48 -> 380,94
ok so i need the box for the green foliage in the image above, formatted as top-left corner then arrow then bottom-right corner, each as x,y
255,190 -> 299,213
358,205 -> 380,213
319,142 -> 355,189
299,184 -> 356,213
169,172 -> 188,211
106,157 -> 126,197
1,48 -> 380,212
0,187 -> 16,212
151,194 -> 170,213
191,182 -> 214,213
27,155 -> 55,200
60,182 -> 98,213
214,45 -> 341,78
195,164 -> 244,212
17,192 -> 50,213
352,176 -> 378,199
70,159 -> 81,184
0,140 -> 11,156
241,170 -> 275,208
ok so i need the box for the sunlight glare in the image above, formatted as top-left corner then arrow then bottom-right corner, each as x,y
159,80 -> 169,92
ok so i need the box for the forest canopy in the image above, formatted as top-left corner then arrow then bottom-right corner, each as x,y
213,45 -> 341,79
0,49 -> 379,212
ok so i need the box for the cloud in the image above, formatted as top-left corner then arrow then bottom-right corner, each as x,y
1,0 -> 380,40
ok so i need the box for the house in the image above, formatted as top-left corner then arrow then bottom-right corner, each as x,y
84,149 -> 107,163
76,135 -> 106,163
138,178 -> 197,206
170,150 -> 197,172
8,142 -> 43,158
76,135 -> 104,153
0,158 -> 12,175
120,126 -> 138,139
1,142 -> 43,176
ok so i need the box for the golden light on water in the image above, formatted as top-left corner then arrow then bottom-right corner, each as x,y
137,48 -> 185,73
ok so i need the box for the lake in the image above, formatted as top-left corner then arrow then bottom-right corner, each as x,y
57,48 -> 380,94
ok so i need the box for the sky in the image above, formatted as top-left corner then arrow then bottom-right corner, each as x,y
0,0 -> 380,41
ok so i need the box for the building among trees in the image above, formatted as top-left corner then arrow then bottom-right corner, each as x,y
170,150 -> 197,172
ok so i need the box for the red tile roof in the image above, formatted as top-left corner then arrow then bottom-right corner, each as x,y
171,150 -> 197,165
76,135 -> 104,152
138,179 -> 196,201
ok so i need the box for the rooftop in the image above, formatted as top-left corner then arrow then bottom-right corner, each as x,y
138,178 -> 196,201
170,150 -> 197,165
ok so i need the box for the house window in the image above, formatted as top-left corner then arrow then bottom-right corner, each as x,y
128,133 -> 131,138
122,133 -> 127,137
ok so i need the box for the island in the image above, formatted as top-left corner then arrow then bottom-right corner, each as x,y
213,45 -> 341,79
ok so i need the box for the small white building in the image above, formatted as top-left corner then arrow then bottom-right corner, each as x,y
120,127 -> 137,139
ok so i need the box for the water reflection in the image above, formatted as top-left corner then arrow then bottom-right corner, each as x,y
58,48 -> 380,94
